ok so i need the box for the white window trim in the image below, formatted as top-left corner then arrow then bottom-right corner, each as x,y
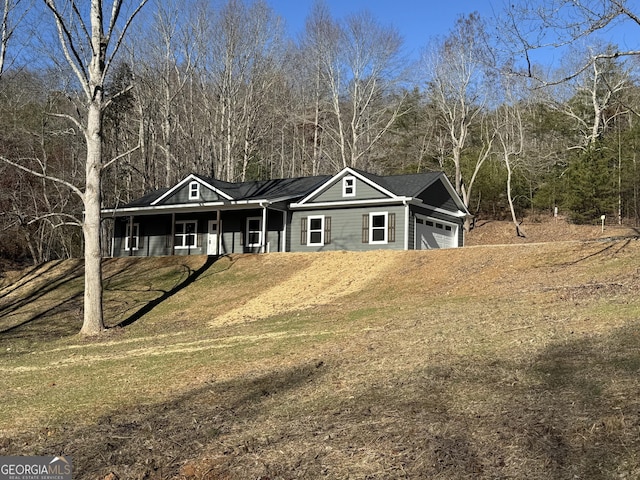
175,220 -> 198,249
246,217 -> 262,247
125,223 -> 140,251
369,212 -> 388,244
189,181 -> 200,200
343,176 -> 356,197
307,215 -> 325,246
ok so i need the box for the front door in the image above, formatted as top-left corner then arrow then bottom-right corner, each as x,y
207,220 -> 219,255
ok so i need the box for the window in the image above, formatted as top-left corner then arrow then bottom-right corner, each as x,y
370,212 -> 388,243
125,223 -> 139,251
300,216 -> 331,246
308,216 -> 324,245
189,181 -> 200,200
246,217 -> 262,247
175,220 -> 197,248
362,212 -> 395,244
343,176 -> 356,197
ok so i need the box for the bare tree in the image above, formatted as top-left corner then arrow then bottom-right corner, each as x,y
423,12 -> 495,229
540,45 -> 631,149
505,0 -> 640,82
293,0 -> 342,173
494,73 -> 528,237
2,0 -> 147,335
324,10 -> 407,170
0,0 -> 28,79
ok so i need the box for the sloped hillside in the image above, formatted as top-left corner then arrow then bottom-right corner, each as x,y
1,238 -> 640,479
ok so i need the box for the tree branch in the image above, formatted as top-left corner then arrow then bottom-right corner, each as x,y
43,0 -> 91,97
0,156 -> 84,200
102,0 -> 148,84
101,141 -> 141,170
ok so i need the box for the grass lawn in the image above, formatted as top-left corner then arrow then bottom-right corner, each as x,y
1,240 -> 640,479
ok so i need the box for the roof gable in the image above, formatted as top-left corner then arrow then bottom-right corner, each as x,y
294,167 -> 400,206
104,169 -> 468,217
151,174 -> 234,206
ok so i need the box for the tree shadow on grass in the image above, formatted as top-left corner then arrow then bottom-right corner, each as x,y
4,361 -> 328,479
519,322 -> 640,479
556,237 -> 636,266
0,255 -> 227,346
0,261 -> 87,343
110,255 -> 227,329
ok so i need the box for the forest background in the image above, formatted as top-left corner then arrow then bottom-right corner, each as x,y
1,0 -> 639,265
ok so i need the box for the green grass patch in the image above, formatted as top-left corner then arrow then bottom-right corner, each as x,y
2,242 -> 640,479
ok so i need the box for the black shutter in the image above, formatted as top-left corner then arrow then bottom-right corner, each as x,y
362,214 -> 369,243
300,217 -> 307,245
389,213 -> 396,242
325,216 -> 331,244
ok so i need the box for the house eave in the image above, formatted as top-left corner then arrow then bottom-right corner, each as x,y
290,197 -> 413,209
102,199 -> 272,217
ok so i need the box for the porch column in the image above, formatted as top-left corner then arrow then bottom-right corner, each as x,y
170,212 -> 176,256
217,208 -> 221,254
261,204 -> 267,254
282,210 -> 287,253
128,215 -> 134,257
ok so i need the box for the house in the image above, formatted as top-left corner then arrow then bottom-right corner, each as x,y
102,167 -> 470,257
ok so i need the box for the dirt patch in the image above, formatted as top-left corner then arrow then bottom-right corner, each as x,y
466,216 -> 640,246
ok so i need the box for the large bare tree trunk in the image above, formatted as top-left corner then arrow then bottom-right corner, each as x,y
42,0 -> 148,335
81,102 -> 104,334
79,1 -> 107,334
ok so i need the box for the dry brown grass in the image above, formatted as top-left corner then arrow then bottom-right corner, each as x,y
1,231 -> 640,479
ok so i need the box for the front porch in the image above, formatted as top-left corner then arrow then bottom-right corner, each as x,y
106,206 -> 288,257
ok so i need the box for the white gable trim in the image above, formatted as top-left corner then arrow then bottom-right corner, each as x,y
290,197 -> 412,209
422,204 -> 468,218
429,174 -> 470,216
294,167 -> 399,206
150,174 -> 234,206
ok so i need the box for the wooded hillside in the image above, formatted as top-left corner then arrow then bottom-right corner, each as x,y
2,0 -> 640,265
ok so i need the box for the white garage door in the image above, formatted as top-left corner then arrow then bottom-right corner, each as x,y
416,216 -> 457,249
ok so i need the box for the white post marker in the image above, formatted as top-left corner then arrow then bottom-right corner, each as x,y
601,214 -> 606,233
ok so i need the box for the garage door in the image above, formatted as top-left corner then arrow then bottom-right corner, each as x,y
416,217 -> 457,249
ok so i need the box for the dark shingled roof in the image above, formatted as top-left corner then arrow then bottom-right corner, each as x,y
193,174 -> 332,201
352,169 -> 443,197
120,187 -> 170,208
112,169 -> 450,210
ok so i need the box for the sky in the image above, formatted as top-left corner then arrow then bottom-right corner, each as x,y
267,0 -> 501,60
266,0 -> 640,69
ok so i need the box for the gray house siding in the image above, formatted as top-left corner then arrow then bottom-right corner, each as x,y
308,176 -> 387,203
162,182 -> 222,205
113,213 -> 208,257
289,205 -> 406,252
219,209 -> 285,254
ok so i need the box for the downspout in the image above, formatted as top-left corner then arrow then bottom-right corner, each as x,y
403,200 -> 409,251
